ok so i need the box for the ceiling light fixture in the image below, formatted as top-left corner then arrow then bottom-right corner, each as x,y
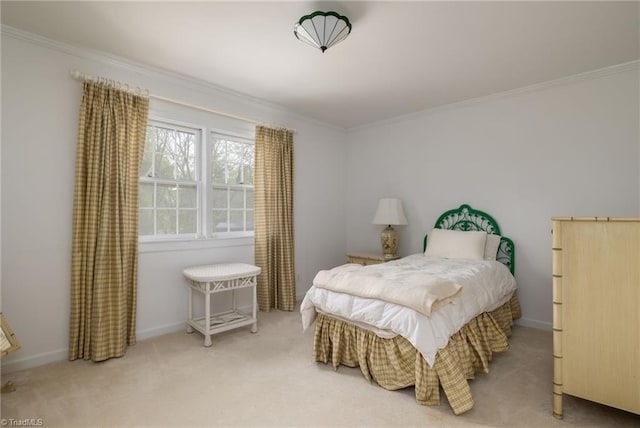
294,11 -> 352,53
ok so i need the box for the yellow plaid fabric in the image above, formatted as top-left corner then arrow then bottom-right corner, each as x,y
313,295 -> 521,415
69,81 -> 149,362
254,126 -> 296,311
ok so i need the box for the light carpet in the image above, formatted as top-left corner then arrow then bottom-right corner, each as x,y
1,309 -> 638,427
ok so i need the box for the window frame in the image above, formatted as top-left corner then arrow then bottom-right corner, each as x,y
209,131 -> 255,238
139,117 -> 255,244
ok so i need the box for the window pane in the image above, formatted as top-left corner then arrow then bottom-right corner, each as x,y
140,145 -> 153,178
246,189 -> 253,209
227,141 -> 243,184
139,183 -> 154,208
157,209 -> 176,235
229,188 -> 244,209
155,152 -> 174,179
242,165 -> 253,185
178,185 -> 197,208
212,187 -> 227,209
210,139 -> 226,183
174,130 -> 196,181
178,209 -> 196,234
139,209 -> 154,235
242,144 -> 254,185
246,210 -> 254,232
143,125 -> 157,178
227,162 -> 241,184
157,184 -> 177,208
212,210 -> 228,233
229,211 -> 244,232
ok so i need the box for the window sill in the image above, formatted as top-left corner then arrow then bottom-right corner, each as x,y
139,235 -> 254,254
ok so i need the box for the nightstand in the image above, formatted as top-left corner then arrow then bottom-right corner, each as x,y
346,253 -> 399,266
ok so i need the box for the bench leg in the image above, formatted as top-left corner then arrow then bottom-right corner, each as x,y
186,287 -> 194,333
204,286 -> 212,347
251,281 -> 258,333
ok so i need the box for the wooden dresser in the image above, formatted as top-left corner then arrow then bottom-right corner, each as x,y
551,217 -> 639,418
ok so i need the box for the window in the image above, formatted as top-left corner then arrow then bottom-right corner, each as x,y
139,120 -> 254,241
139,122 -> 199,238
210,133 -> 254,234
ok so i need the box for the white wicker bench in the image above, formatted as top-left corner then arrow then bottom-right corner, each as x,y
182,263 -> 261,347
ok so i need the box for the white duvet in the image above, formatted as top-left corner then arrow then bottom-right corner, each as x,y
312,262 -> 462,317
300,253 -> 517,367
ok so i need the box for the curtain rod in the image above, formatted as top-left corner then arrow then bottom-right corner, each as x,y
69,70 -> 295,132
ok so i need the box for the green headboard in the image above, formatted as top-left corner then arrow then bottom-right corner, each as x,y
422,204 -> 515,274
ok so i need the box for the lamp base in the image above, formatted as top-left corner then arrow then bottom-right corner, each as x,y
380,225 -> 399,260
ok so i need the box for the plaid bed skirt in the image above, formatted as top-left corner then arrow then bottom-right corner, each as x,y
312,294 -> 522,415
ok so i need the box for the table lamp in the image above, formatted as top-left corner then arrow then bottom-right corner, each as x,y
372,198 -> 408,260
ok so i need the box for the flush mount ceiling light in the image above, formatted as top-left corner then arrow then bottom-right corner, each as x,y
294,11 -> 352,53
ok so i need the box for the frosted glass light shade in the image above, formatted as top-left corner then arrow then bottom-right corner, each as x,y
294,11 -> 352,53
372,198 -> 408,226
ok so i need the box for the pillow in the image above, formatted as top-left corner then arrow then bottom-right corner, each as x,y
424,228 -> 487,260
484,234 -> 501,261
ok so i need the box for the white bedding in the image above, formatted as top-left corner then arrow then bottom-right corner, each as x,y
312,262 -> 462,317
300,253 -> 517,367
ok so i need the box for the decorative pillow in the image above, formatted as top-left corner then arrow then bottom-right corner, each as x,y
424,228 -> 487,260
484,234 -> 501,261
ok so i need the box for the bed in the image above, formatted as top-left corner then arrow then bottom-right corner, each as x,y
300,204 -> 520,415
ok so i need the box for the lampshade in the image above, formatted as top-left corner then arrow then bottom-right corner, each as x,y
372,198 -> 408,226
294,11 -> 352,53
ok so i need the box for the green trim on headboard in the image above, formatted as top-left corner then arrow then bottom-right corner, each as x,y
422,204 -> 515,274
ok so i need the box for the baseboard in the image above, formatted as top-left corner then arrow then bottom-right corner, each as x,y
515,317 -> 552,331
1,307 -> 255,373
0,323 -> 185,374
1,348 -> 68,374
136,321 -> 185,341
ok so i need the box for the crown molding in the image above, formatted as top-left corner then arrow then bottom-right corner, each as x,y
1,25 -> 342,132
347,59 -> 640,133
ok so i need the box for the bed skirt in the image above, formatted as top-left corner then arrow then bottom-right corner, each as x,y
312,294 -> 522,415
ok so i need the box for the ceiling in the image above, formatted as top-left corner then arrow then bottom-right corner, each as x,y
2,1 -> 639,129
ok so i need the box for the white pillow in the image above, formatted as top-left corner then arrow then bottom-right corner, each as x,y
424,229 -> 487,260
484,234 -> 501,261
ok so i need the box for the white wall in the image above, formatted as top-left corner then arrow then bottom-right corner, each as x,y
345,64 -> 640,329
1,28 -> 347,371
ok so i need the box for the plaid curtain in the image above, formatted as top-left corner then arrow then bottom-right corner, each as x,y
254,126 -> 295,311
69,81 -> 149,361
